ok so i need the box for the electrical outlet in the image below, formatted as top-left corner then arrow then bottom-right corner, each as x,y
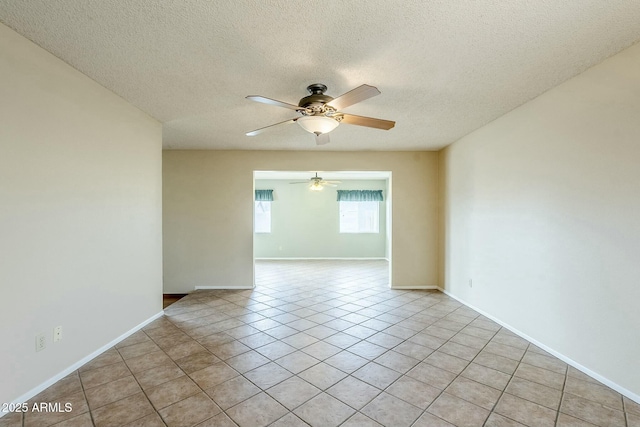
54,326 -> 62,342
36,333 -> 46,352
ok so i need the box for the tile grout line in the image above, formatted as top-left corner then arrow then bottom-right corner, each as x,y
158,320 -> 245,426
114,332 -> 169,427
149,323 -> 266,426
331,297 -> 487,425
414,318 -> 501,426
481,340 -> 530,427
197,279 -> 411,425
555,359 -> 569,426
76,370 -> 97,427
24,260 -> 635,427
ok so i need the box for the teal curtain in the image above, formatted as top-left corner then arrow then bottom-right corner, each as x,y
336,190 -> 383,202
255,189 -> 274,201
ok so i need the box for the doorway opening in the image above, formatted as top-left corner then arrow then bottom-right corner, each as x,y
252,171 -> 392,287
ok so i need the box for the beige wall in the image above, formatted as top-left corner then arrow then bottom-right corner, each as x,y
440,42 -> 640,397
163,151 -> 438,292
0,24 -> 163,404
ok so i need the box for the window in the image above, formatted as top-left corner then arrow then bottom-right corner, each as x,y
339,201 -> 379,233
254,201 -> 271,233
254,189 -> 273,233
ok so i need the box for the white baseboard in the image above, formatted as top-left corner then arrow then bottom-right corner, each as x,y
194,286 -> 254,290
255,257 -> 389,261
437,287 -> 640,405
391,285 -> 438,290
8,311 -> 164,409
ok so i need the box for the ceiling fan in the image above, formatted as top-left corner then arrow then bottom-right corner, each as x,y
245,83 -> 395,145
290,172 -> 341,191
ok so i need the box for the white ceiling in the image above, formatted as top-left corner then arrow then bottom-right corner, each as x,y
1,1 -> 639,151
255,171 -> 390,181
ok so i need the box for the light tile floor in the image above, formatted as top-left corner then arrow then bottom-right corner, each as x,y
2,260 -> 639,427
255,259 -> 390,288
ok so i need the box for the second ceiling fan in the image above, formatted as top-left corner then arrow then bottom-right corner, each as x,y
290,172 -> 340,191
246,84 -> 395,145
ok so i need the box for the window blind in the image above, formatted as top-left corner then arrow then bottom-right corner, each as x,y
255,189 -> 274,201
336,190 -> 383,202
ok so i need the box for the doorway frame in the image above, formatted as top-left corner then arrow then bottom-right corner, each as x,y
252,170 -> 392,288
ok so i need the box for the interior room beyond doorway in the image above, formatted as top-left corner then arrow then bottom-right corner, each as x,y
253,171 -> 392,287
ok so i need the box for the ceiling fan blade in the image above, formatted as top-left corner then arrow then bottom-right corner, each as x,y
246,118 -> 299,136
246,95 -> 306,112
323,180 -> 341,184
289,181 -> 310,184
340,113 -> 395,130
327,84 -> 380,110
315,133 -> 330,145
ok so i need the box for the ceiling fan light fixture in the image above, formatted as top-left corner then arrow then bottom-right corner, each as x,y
297,115 -> 339,135
309,181 -> 324,191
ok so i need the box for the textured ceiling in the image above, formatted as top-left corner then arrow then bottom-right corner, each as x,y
1,1 -> 639,151
255,171 -> 390,181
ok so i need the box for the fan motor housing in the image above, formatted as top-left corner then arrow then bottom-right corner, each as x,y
298,84 -> 334,109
